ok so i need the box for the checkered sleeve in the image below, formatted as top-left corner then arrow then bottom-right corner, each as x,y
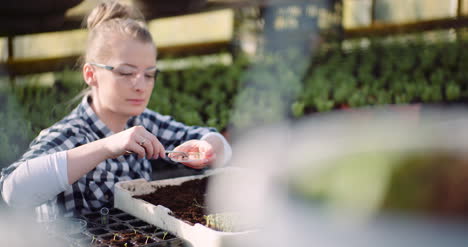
0,122 -> 86,191
141,110 -> 217,150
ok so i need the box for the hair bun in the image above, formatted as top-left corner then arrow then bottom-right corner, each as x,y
86,0 -> 145,30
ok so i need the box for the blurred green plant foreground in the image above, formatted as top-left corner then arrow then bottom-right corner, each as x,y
1,37 -> 467,166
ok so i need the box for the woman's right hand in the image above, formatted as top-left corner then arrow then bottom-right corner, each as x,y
103,125 -> 166,159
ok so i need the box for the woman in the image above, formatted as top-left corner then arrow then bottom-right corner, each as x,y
0,0 -> 231,219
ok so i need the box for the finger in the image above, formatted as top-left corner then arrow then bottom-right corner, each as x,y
205,153 -> 216,163
139,137 -> 154,159
148,137 -> 160,159
141,135 -> 156,159
131,142 -> 147,159
173,145 -> 188,152
158,141 -> 166,159
151,138 -> 164,160
203,148 -> 215,158
181,153 -> 214,169
141,134 -> 165,160
181,160 -> 206,169
199,141 -> 214,154
135,126 -> 155,158
174,140 -> 197,152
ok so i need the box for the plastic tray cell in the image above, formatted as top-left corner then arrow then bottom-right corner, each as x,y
66,209 -> 189,247
128,219 -> 151,228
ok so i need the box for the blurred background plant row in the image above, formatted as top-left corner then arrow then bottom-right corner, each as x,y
1,35 -> 467,165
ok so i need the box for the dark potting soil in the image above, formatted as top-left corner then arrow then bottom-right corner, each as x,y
133,177 -> 210,226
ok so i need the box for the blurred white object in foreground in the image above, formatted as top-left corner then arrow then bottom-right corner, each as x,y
0,208 -> 69,247
208,106 -> 468,247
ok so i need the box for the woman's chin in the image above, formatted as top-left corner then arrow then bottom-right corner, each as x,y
122,107 -> 146,117
130,109 -> 145,116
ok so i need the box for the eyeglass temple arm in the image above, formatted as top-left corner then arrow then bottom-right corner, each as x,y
89,63 -> 114,71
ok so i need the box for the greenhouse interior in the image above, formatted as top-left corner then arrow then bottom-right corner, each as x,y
1,0 -> 468,246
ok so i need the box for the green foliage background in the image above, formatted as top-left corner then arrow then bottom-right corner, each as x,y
1,37 -> 467,167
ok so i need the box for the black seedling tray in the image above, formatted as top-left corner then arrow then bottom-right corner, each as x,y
64,208 -> 188,247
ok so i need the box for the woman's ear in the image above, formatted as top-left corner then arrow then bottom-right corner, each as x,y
83,63 -> 97,87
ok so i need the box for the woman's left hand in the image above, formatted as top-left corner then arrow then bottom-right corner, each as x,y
173,140 -> 216,169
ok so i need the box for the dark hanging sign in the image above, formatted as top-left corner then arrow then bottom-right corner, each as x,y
262,0 -> 342,53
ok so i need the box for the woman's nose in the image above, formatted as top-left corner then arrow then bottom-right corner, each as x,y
132,73 -> 146,90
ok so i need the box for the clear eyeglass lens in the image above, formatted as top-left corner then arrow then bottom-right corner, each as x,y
114,67 -> 157,82
115,67 -> 137,76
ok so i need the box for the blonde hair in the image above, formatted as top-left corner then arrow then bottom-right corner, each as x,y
72,0 -> 156,101
84,0 -> 155,63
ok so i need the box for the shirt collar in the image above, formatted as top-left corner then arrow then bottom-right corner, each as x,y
77,95 -> 113,138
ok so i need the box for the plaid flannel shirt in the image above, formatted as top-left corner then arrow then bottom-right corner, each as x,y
0,96 -> 216,218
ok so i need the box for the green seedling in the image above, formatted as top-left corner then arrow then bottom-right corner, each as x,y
124,243 -> 128,247
193,198 -> 205,209
113,233 -> 118,241
204,213 -> 235,232
162,232 -> 168,240
145,236 -> 150,245
204,215 -> 212,228
91,236 -> 97,244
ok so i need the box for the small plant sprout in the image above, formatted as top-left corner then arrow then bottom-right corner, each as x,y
162,231 -> 168,240
91,236 -> 96,244
133,228 -> 137,234
192,198 -> 205,209
203,215 -> 212,228
124,243 -> 128,247
145,236 -> 150,245
204,213 -> 234,232
113,233 -> 119,241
